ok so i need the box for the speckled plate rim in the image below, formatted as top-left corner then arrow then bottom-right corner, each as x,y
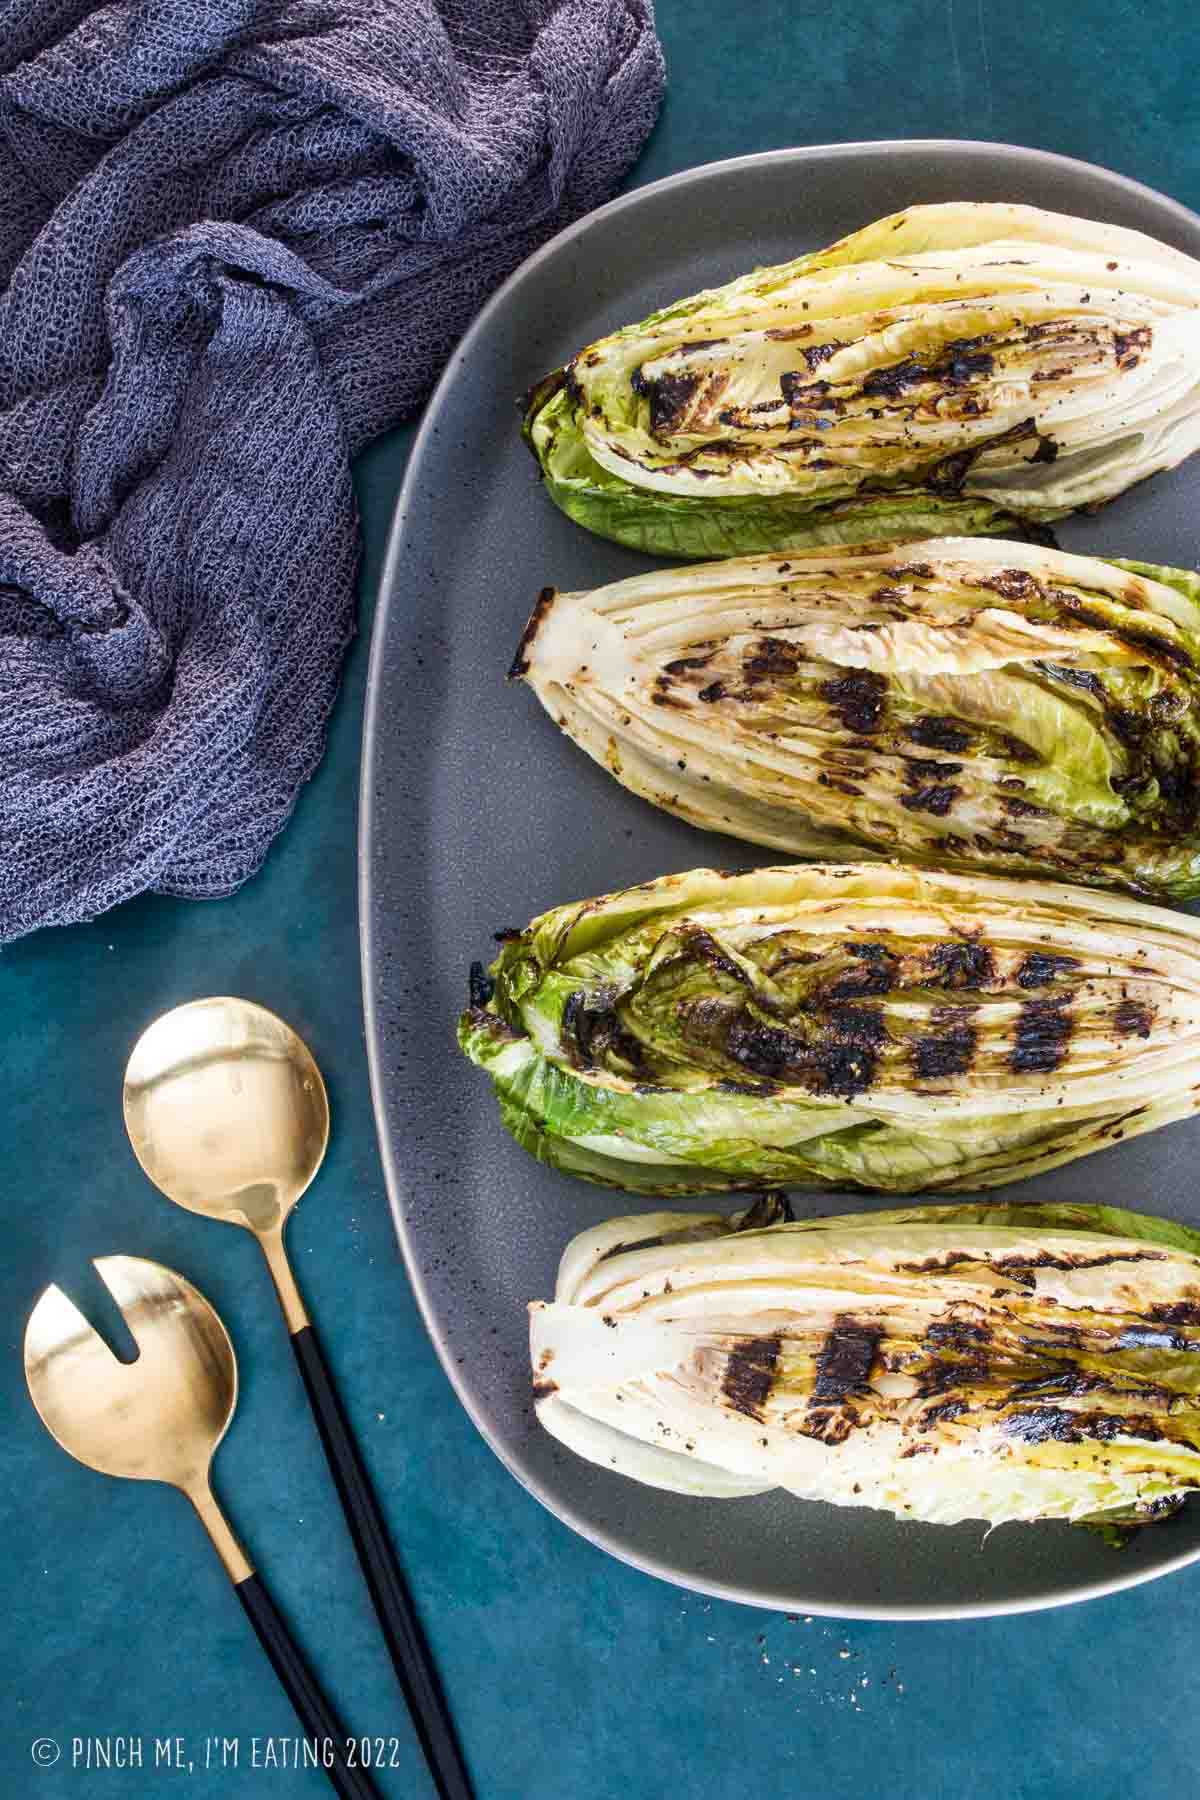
361,139 -> 1200,1620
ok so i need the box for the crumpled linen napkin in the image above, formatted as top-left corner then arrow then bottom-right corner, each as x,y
0,0 -> 664,940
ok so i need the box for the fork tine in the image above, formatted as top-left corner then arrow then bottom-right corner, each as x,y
24,1283 -> 122,1374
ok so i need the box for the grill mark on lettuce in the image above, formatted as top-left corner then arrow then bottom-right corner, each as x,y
926,415 -> 1046,494
1002,1406 -> 1165,1446
900,783 -> 961,816
1011,996 -> 1074,1073
561,989 -> 648,1076
725,1002 -> 886,1099
802,1319 -> 884,1444
1054,594 -> 1195,672
826,942 -> 902,999
1149,1302 -> 1200,1327
905,715 -> 973,753
1016,953 -> 1080,989
926,939 -> 996,990
811,1320 -> 883,1400
1118,1324 -> 1193,1351
820,669 -> 887,733
911,1007 -> 977,1080
722,1334 -> 781,1419
1114,325 -> 1153,368
647,371 -> 705,437
1113,999 -> 1155,1039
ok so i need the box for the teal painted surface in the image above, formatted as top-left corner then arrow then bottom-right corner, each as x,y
4,3 -> 1199,1794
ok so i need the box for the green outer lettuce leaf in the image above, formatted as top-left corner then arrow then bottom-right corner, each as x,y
525,378 -> 1027,559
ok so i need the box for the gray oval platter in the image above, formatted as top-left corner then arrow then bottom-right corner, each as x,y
361,141 -> 1200,1618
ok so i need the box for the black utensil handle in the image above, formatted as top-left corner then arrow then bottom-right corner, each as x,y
236,1572 -> 379,1800
291,1323 -> 474,1800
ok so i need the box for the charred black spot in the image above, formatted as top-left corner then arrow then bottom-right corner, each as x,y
744,636 -> 801,677
1011,997 -> 1073,1074
1002,795 -> 1053,820
492,927 -> 522,944
1003,1406 -> 1161,1446
725,1017 -> 808,1080
780,374 -> 842,413
663,653 -> 713,675
946,349 -> 995,385
648,371 -> 704,436
927,445 -> 979,494
900,783 -> 960,816
1114,326 -> 1152,367
860,338 -> 995,402
1150,1302 -> 1200,1327
807,1042 -> 880,1098
888,562 -> 935,580
722,1334 -> 780,1419
979,567 -> 1044,601
911,1007 -> 977,1079
1114,624 -> 1193,672
928,416 -> 1039,493
922,1397 -> 967,1426
561,989 -> 647,1076
508,587 -> 557,678
802,342 -> 839,371
716,1077 -> 779,1097
1016,953 -> 1080,989
926,1317 -> 992,1349
698,680 -> 726,703
468,961 -> 495,1007
904,758 -> 963,782
1004,1248 -> 1163,1275
905,715 -> 972,754
995,731 -> 1040,765
861,356 -> 927,399
821,669 -> 887,734
684,927 -> 752,986
811,1319 -> 882,1403
813,1003 -> 886,1099
1029,436 -> 1059,464
531,1378 -> 558,1401
927,941 -> 996,991
1113,999 -> 1154,1039
827,942 -> 901,999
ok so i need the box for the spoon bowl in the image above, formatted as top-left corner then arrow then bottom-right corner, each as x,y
123,996 -> 329,1236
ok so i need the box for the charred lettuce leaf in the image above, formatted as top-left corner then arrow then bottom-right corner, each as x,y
525,203 -> 1200,557
513,537 -> 1200,898
458,863 -> 1200,1195
530,1202 -> 1200,1530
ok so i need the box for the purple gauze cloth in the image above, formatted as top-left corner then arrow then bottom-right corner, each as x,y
0,0 -> 664,941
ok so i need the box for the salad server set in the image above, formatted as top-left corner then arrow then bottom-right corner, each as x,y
24,998 -> 472,1800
